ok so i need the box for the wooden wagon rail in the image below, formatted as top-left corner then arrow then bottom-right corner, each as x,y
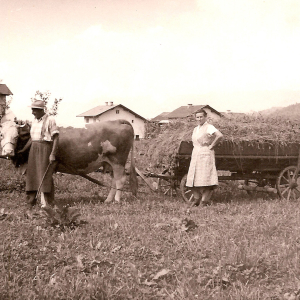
150,140 -> 300,202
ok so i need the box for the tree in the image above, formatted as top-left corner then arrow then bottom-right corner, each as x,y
32,90 -> 63,116
5,95 -> 12,110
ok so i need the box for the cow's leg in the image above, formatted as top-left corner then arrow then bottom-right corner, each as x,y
104,177 -> 116,203
104,164 -> 126,203
113,164 -> 126,202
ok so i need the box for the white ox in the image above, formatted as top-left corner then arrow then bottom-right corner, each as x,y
0,119 -> 138,202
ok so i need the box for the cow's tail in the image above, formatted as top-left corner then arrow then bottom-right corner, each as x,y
129,139 -> 138,196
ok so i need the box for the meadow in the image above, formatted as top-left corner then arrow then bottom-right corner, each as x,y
1,155 -> 300,300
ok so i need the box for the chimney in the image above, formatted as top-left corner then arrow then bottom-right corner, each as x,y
105,102 -> 108,106
110,101 -> 113,106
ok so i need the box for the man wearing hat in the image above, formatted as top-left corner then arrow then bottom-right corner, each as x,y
23,97 -> 59,209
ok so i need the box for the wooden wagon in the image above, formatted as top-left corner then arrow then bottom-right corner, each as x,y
146,140 -> 300,202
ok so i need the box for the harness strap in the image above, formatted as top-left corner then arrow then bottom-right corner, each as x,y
1,141 -> 16,148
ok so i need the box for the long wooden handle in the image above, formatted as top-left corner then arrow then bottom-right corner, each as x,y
135,167 -> 157,192
36,163 -> 52,197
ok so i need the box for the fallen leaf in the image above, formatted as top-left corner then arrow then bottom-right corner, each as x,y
284,293 -> 297,300
57,244 -> 62,253
154,223 -> 170,228
139,287 -> 152,294
94,255 -> 101,261
111,245 -> 122,253
49,275 -> 56,285
142,279 -> 156,286
171,217 -> 181,224
76,255 -> 84,269
59,233 -> 65,241
89,240 -> 94,249
153,269 -> 170,280
95,241 -> 102,250
152,181 -> 158,190
62,265 -> 72,276
151,250 -> 161,256
128,262 -> 142,283
90,259 -> 113,269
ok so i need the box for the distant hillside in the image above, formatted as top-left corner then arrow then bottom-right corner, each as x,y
266,103 -> 300,120
259,106 -> 283,115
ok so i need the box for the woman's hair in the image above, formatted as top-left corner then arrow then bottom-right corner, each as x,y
195,109 -> 207,117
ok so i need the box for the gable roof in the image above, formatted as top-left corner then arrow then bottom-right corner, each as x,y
151,112 -> 170,121
0,84 -> 13,95
167,105 -> 222,119
76,104 -> 147,121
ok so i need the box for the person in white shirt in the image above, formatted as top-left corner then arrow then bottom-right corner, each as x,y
186,109 -> 223,206
20,98 -> 59,210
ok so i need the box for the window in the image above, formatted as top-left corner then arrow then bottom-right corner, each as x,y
116,110 -> 119,114
86,118 -> 89,124
132,120 -> 134,123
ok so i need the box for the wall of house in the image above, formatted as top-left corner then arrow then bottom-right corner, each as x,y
85,106 -> 146,139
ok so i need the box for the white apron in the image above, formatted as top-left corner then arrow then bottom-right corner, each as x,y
186,122 -> 218,187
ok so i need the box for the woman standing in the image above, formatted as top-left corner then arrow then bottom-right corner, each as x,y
186,109 -> 223,206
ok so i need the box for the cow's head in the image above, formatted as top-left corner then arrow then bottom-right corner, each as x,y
0,121 -> 19,157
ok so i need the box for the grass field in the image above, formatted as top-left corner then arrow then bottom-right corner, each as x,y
1,159 -> 300,300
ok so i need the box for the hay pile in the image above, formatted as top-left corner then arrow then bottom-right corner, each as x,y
135,114 -> 300,172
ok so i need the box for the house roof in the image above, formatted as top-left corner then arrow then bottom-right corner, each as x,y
0,84 -> 13,95
167,105 -> 222,119
151,112 -> 170,121
76,104 -> 147,121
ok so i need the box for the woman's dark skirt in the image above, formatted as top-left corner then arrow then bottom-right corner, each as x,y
26,141 -> 55,193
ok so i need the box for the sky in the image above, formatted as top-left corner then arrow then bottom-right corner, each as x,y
1,0 -> 300,127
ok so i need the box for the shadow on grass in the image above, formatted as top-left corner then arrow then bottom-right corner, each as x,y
212,180 -> 279,204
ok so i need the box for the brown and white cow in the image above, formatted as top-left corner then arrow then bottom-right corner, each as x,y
0,119 -> 138,202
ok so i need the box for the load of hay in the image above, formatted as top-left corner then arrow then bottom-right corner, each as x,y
135,114 -> 300,172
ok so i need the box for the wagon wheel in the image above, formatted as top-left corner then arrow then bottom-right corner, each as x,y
276,166 -> 300,201
157,169 -> 177,197
180,174 -> 194,202
180,174 -> 229,203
